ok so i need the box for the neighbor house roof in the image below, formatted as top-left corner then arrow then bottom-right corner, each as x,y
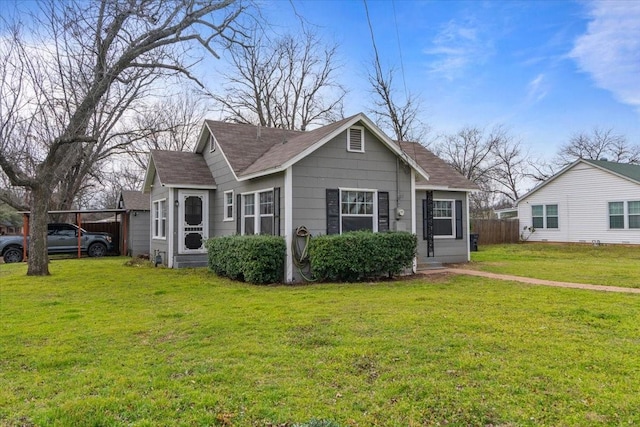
581,159 -> 640,183
399,141 -> 479,191
517,158 -> 640,204
119,190 -> 150,211
195,113 -> 430,182
143,150 -> 216,192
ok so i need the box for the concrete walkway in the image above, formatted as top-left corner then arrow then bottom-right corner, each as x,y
419,266 -> 640,294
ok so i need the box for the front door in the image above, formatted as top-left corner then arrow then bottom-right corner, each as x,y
178,190 -> 208,254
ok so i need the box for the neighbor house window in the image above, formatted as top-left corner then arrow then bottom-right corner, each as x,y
609,201 -> 640,229
153,199 -> 167,239
609,202 -> 624,229
433,200 -> 454,237
223,191 -> 234,221
341,189 -> 375,232
347,126 -> 364,153
629,201 -> 640,229
545,205 -> 558,229
241,189 -> 277,235
532,204 -> 558,229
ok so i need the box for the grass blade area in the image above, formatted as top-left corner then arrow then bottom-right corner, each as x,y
1,257 -> 639,426
470,243 -> 640,288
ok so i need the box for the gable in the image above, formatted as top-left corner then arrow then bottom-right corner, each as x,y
518,159 -> 640,205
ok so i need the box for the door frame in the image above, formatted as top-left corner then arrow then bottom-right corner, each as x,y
177,189 -> 209,254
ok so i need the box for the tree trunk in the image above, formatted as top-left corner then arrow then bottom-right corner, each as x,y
27,187 -> 51,276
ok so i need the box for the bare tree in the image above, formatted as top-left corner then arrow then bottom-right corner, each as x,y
0,0 -> 248,275
557,127 -> 639,165
124,91 -> 210,171
490,130 -> 530,203
367,59 -> 429,143
213,26 -> 346,130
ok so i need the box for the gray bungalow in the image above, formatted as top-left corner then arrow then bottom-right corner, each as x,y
142,113 -> 478,282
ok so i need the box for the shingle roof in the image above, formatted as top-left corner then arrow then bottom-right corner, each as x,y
149,150 -> 216,188
399,141 -> 479,190
120,190 -> 149,211
582,159 -> 640,184
205,116 -> 359,177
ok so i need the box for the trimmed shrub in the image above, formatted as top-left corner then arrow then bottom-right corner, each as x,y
309,231 -> 417,282
206,235 -> 286,284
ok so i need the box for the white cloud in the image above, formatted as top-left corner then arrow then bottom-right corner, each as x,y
569,1 -> 640,112
527,73 -> 548,103
424,19 -> 494,80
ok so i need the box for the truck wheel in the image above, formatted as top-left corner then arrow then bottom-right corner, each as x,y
87,243 -> 107,258
3,247 -> 24,263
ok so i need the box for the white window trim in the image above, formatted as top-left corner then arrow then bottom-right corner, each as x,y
223,190 -> 234,221
608,200 -> 640,230
338,187 -> 377,234
347,126 -> 365,153
152,198 -> 167,240
433,199 -> 455,239
241,187 -> 274,235
209,134 -> 217,152
531,203 -> 559,230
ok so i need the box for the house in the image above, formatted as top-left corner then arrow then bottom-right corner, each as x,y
117,190 -> 151,257
517,159 -> 640,244
142,113 -> 478,281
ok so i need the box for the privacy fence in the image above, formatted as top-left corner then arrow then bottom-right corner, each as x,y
471,219 -> 520,245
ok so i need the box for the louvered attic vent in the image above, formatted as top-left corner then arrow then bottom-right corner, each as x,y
347,126 -> 364,152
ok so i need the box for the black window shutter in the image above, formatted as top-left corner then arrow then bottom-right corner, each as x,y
236,194 -> 242,234
273,187 -> 281,236
455,200 -> 463,240
326,189 -> 340,235
378,191 -> 389,232
424,191 -> 435,257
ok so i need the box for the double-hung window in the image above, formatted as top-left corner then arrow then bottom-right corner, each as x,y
629,201 -> 640,229
153,199 -> 167,239
223,191 -> 234,221
241,189 -> 277,235
341,189 -> 374,232
531,204 -> 558,229
609,202 -> 624,229
433,200 -> 454,237
609,201 -> 640,229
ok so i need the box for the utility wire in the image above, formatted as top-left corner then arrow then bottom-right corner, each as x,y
392,0 -> 409,100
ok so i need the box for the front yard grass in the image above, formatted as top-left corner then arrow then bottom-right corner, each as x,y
470,243 -> 640,288
1,257 -> 640,426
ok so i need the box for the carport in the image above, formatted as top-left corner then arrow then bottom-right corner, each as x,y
19,209 -> 126,261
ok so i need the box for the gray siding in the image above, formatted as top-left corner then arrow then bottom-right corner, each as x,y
128,211 -> 150,256
416,190 -> 469,264
291,127 -> 412,237
149,173 -> 170,265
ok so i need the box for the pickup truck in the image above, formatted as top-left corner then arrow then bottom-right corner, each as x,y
0,223 -> 114,263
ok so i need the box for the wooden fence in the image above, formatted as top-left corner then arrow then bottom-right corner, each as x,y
471,219 -> 520,245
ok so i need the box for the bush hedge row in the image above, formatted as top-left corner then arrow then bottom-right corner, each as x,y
309,231 -> 417,282
206,235 -> 285,284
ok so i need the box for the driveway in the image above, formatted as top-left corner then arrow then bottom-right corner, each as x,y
420,266 -> 640,294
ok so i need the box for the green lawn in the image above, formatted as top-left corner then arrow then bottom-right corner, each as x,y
470,243 -> 640,288
1,257 -> 640,426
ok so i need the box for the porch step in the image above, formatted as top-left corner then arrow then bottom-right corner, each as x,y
173,254 -> 208,269
417,261 -> 445,271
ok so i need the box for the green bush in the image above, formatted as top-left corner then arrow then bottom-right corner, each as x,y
309,231 -> 417,282
206,235 -> 286,284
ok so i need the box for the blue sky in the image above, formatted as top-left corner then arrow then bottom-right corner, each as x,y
247,0 -> 640,160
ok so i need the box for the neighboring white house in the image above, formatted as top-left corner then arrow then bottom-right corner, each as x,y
517,159 -> 640,244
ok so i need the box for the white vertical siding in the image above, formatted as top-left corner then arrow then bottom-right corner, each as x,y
518,163 -> 640,244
